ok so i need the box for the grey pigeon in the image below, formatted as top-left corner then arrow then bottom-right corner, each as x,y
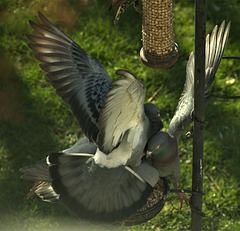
147,21 -> 230,208
20,12 -> 163,223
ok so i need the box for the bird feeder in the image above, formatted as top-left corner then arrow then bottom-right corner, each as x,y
140,0 -> 178,68
120,177 -> 169,226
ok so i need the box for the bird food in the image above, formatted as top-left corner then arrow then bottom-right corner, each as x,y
120,177 -> 169,226
139,178 -> 166,211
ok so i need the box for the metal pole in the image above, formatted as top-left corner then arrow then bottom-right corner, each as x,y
191,0 -> 206,230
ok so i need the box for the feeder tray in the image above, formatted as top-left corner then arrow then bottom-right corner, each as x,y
140,0 -> 178,68
119,177 -> 169,226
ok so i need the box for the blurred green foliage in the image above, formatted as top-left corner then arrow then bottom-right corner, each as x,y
0,0 -> 239,230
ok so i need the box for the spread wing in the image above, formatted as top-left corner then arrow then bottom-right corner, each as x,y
97,70 -> 146,153
204,21 -> 230,94
168,21 -> 230,141
26,11 -> 112,143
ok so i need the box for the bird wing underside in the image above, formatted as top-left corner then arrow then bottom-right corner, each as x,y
169,21 -> 230,141
97,70 -> 146,154
27,12 -> 112,143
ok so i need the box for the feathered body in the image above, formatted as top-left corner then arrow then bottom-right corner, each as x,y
20,12 -> 230,222
20,12 -> 163,223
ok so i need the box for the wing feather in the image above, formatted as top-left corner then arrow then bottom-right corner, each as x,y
27,12 -> 112,143
168,21 -> 230,141
98,70 -> 146,153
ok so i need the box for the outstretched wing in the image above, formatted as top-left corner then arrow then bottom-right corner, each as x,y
26,11 -> 112,143
97,70 -> 146,153
168,21 -> 230,141
204,21 -> 230,94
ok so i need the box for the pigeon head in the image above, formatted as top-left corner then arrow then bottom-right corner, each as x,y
144,103 -> 160,116
144,103 -> 163,138
148,132 -> 178,164
147,131 -> 180,188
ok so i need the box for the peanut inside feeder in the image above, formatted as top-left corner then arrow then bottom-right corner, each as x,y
140,0 -> 178,68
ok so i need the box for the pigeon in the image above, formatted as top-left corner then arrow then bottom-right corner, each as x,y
20,12 -> 163,223
109,0 -> 142,25
146,21 -> 231,208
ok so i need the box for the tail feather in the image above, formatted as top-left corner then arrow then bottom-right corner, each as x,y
27,181 -> 59,202
48,152 -> 153,222
21,152 -> 153,222
20,159 -> 50,181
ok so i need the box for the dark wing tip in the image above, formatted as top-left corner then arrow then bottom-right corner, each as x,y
28,19 -> 45,34
38,11 -> 52,27
33,53 -> 44,62
38,11 -> 44,19
29,19 -> 38,27
39,63 -> 50,72
27,43 -> 34,50
25,33 -> 32,41
28,20 -> 35,27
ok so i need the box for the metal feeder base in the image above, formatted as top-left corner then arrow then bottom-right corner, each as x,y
140,44 -> 179,69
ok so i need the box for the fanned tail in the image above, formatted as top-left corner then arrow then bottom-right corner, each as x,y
48,152 -> 152,222
21,152 -> 154,223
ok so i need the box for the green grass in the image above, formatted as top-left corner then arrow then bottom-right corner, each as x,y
0,0 -> 240,230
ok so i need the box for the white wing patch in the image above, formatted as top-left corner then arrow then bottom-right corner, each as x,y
97,70 -> 146,154
127,122 -> 145,150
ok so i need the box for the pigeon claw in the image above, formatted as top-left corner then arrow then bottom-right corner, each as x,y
176,192 -> 190,209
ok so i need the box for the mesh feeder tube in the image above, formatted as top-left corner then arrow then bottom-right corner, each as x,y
140,0 -> 178,68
